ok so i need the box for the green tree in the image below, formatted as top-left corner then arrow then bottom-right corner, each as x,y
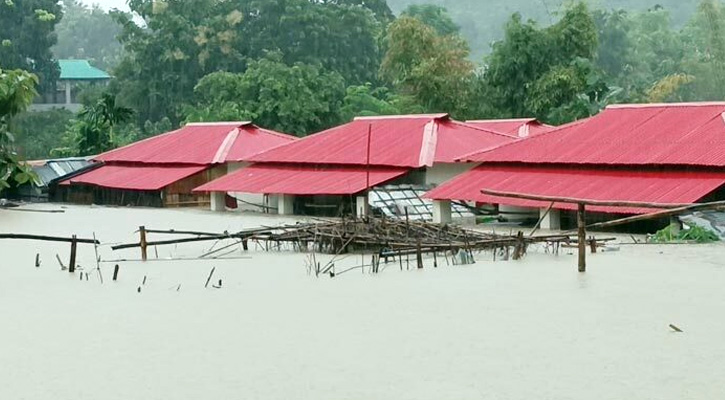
111,0 -> 247,127
594,7 -> 684,102
241,0 -> 383,84
57,93 -> 133,156
113,0 -> 383,128
385,0 -> 699,59
481,2 -> 608,123
401,4 -> 460,36
185,55 -> 347,136
11,108 -> 74,159
0,69 -> 39,193
380,16 -> 474,117
341,84 -> 423,120
680,0 -> 725,100
0,0 -> 63,91
52,0 -> 123,70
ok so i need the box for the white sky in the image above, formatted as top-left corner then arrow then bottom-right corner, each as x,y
79,0 -> 130,11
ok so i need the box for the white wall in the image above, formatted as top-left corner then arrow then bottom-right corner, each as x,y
225,162 -> 270,212
425,162 -> 477,186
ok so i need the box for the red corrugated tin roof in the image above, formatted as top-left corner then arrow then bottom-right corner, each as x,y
60,165 -> 207,191
247,114 -> 516,168
424,165 -> 725,214
464,102 -> 725,166
95,122 -> 296,165
194,164 -> 408,195
466,118 -> 555,138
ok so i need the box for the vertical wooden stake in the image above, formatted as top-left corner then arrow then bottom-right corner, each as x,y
577,203 -> 586,272
69,235 -> 78,273
139,226 -> 148,262
590,236 -> 598,253
242,239 -> 249,251
113,264 -> 120,281
416,239 -> 423,269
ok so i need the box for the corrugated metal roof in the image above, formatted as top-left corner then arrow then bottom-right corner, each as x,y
424,165 -> 725,214
95,122 -> 296,165
466,118 -> 555,138
247,115 -> 516,167
194,164 -> 408,195
59,59 -> 110,80
29,157 -> 94,187
60,165 -> 207,191
464,102 -> 725,166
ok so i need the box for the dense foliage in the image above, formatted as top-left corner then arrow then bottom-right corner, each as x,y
386,0 -> 699,59
9,0 -> 725,161
0,69 -> 39,193
52,0 -> 123,70
0,0 -> 62,92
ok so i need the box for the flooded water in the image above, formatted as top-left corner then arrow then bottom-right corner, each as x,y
1,204 -> 724,399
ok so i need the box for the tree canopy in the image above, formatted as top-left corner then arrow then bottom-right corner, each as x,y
53,0 -> 123,70
0,0 -> 62,91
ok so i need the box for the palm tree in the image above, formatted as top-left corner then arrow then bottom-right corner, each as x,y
77,93 -> 133,153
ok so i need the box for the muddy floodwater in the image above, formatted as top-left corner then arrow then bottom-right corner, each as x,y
1,204 -> 724,400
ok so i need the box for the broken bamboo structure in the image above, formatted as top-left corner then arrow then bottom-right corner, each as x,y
480,188 -> 719,272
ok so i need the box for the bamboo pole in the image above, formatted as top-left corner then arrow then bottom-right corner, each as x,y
578,203 -> 586,273
69,235 -> 78,273
139,226 -> 148,262
480,188 -> 692,209
0,234 -> 98,244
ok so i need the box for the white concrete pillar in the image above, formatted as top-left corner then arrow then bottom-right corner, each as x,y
539,207 -> 561,230
210,191 -> 226,212
278,194 -> 295,215
356,195 -> 369,218
432,200 -> 452,224
65,81 -> 72,105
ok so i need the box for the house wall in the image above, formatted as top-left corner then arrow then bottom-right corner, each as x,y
163,165 -> 226,208
225,162 -> 271,212
425,163 -> 477,186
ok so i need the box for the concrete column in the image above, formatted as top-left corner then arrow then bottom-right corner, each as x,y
432,200 -> 452,224
278,194 -> 295,215
65,81 -> 72,105
210,191 -> 226,212
539,207 -> 561,230
356,195 -> 369,218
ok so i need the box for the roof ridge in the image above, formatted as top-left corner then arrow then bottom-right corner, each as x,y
455,117 -> 591,161
446,120 -> 519,139
94,126 -> 184,161
185,121 -> 251,126
467,118 -> 536,123
354,113 -> 448,121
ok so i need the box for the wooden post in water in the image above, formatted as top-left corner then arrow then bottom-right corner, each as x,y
68,235 -> 77,273
113,264 -> 120,281
139,226 -> 148,262
416,239 -> 423,269
577,203 -> 586,272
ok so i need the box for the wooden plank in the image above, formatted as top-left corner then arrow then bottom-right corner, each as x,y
480,188 -> 692,209
0,234 -> 98,244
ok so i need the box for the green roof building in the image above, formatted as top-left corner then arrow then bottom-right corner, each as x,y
31,59 -> 111,112
58,59 -> 111,80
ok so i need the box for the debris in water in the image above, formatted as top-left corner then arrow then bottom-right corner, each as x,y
669,324 -> 683,333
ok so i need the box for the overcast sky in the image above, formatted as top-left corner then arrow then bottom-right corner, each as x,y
80,0 -> 130,11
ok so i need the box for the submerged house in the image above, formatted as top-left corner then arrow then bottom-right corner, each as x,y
425,102 -> 725,228
58,122 -> 296,207
194,114 -> 518,219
